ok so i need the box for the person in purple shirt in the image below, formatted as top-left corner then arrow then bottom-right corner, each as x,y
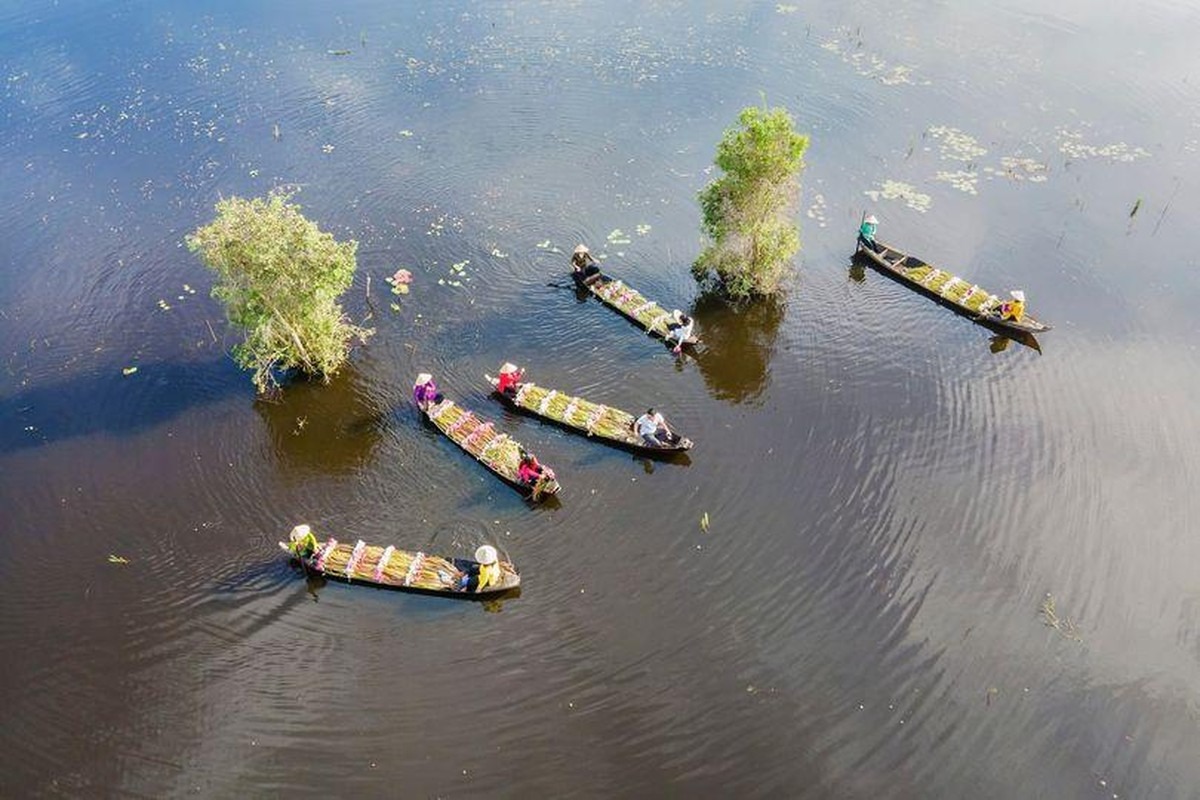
413,372 -> 443,410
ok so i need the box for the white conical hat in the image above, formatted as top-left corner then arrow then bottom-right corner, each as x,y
1010,290 -> 1025,302
289,524 -> 311,543
574,244 -> 589,254
865,215 -> 878,224
672,309 -> 685,323
475,544 -> 498,565
414,372 -> 432,386
499,362 -> 519,374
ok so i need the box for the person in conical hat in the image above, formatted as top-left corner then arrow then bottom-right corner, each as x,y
999,289 -> 1026,322
858,213 -> 882,253
571,243 -> 602,285
495,362 -> 525,395
459,544 -> 502,592
412,372 -> 442,410
288,524 -> 319,557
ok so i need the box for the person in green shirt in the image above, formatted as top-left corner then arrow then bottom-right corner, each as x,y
858,214 -> 881,253
287,524 -> 320,557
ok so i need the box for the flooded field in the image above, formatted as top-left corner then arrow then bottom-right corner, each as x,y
2,1 -> 1198,796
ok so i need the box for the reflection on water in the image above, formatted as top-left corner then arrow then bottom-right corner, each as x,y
692,292 -> 786,405
255,363 -> 383,477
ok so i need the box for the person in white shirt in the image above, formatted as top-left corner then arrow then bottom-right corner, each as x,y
665,310 -> 694,354
634,408 -> 674,448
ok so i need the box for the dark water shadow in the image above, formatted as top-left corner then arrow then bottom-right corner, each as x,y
255,362 -> 384,477
0,357 -> 244,455
691,292 -> 787,405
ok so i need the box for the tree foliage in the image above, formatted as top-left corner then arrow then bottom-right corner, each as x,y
694,106 -> 809,299
186,192 -> 372,395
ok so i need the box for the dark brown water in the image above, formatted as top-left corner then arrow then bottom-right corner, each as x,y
3,1 -> 1199,796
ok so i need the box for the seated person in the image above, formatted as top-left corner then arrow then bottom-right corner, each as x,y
858,214 -> 882,253
412,372 -> 443,410
496,362 -> 525,395
665,310 -> 694,353
571,244 -> 603,285
634,408 -> 676,448
516,449 -> 544,485
459,544 -> 502,592
998,290 -> 1026,322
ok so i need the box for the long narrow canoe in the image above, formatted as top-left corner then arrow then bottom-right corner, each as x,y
486,374 -> 693,454
575,269 -> 700,348
423,397 -> 561,500
855,239 -> 1051,334
278,537 -> 520,597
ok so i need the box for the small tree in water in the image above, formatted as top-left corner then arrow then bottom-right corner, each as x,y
187,192 -> 373,395
693,105 -> 809,299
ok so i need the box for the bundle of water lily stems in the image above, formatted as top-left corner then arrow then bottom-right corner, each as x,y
314,540 -> 457,589
428,400 -> 557,497
593,279 -> 674,334
903,264 -> 999,314
512,383 -> 637,442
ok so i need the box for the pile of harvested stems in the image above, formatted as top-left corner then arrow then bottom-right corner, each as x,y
427,399 -> 559,496
512,382 -> 638,442
316,540 -> 458,589
593,279 -> 676,335
902,263 -> 1000,314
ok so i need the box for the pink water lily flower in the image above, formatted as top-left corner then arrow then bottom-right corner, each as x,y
389,268 -> 413,285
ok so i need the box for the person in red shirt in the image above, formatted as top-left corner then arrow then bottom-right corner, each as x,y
496,362 -> 524,395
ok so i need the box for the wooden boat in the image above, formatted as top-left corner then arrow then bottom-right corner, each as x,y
423,397 -> 561,500
486,373 -> 692,454
278,537 -> 519,597
574,268 -> 700,348
855,239 -> 1051,334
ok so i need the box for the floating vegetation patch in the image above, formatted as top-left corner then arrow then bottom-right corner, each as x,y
934,169 -> 979,195
1055,128 -> 1149,162
983,157 -> 1049,183
927,126 -> 987,162
636,224 -> 652,236
607,228 -> 632,245
819,35 -> 925,86
864,180 -> 932,213
1039,593 -> 1082,641
776,4 -> 799,13
805,192 -> 827,227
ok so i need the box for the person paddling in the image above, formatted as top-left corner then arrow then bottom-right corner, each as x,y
413,372 -> 443,410
858,214 -> 881,253
495,362 -> 525,395
287,524 -> 320,558
572,244 -> 602,285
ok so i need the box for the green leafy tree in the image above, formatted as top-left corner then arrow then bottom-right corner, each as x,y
694,105 -> 809,298
186,192 -> 373,395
